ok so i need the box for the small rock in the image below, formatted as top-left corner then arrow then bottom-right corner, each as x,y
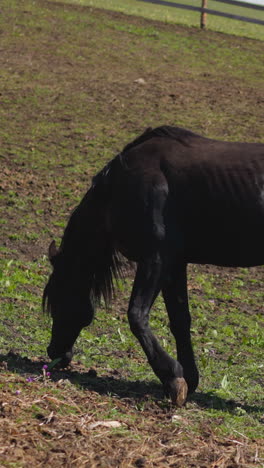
88,420 -> 123,430
134,78 -> 146,85
134,457 -> 146,467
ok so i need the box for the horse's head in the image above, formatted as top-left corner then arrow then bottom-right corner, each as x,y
43,240 -> 94,367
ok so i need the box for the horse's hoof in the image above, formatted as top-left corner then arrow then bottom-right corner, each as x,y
168,377 -> 188,407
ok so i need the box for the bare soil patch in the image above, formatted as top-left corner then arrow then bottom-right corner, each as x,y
0,0 -> 263,466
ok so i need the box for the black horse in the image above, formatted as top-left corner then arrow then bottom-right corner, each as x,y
43,126 -> 264,406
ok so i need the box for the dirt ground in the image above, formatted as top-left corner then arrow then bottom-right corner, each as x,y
1,1 -> 264,260
0,354 -> 262,468
0,0 -> 263,466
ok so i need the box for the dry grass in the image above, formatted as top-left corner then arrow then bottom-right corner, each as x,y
1,1 -> 263,466
0,362 -> 263,467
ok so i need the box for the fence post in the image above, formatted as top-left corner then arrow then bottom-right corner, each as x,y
200,0 -> 208,28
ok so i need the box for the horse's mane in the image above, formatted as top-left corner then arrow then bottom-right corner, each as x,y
122,125 -> 200,153
43,187 -> 124,315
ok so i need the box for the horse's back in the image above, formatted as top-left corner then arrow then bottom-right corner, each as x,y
160,138 -> 264,267
117,132 -> 264,267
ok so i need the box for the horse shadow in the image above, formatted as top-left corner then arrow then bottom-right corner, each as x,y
1,352 -> 262,416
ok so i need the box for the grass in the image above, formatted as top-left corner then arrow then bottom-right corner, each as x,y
56,0 -> 264,40
1,247 -> 263,440
0,0 -> 263,465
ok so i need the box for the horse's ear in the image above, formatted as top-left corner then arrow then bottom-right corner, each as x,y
48,240 -> 59,265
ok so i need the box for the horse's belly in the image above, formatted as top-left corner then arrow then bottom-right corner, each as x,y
185,222 -> 264,267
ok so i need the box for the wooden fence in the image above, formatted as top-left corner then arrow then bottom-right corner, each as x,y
137,0 -> 264,28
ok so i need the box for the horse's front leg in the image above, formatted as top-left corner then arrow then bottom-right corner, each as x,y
127,253 -> 188,406
162,264 -> 199,395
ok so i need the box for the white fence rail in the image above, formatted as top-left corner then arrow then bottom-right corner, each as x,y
137,0 -> 264,28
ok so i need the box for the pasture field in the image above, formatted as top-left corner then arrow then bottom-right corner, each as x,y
57,0 -> 264,40
0,0 -> 263,466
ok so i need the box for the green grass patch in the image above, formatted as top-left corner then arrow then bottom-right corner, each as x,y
56,0 -> 264,40
0,0 -> 263,463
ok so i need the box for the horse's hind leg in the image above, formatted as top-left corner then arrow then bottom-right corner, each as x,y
162,264 -> 199,394
127,252 -> 188,407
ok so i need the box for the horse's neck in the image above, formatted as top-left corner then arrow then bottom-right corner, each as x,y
61,189 -> 108,260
